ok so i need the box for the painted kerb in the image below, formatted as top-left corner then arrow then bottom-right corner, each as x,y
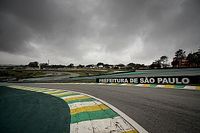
38,82 -> 200,91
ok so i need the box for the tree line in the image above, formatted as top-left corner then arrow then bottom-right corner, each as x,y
150,48 -> 200,68
27,48 -> 200,70
172,49 -> 200,68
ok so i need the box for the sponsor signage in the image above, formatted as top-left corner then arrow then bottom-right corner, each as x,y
96,76 -> 200,85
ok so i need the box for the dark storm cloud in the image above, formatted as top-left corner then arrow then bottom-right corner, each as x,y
0,0 -> 200,65
143,0 -> 200,57
0,12 -> 33,53
0,0 -> 79,53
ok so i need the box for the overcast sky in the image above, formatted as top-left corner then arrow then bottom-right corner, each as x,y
0,0 -> 200,65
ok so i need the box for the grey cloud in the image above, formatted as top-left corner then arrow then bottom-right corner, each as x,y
0,0 -> 199,65
0,12 -> 33,53
142,0 -> 200,59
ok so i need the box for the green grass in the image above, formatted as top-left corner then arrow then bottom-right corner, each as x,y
65,69 -> 114,77
0,86 -> 70,133
0,69 -> 113,81
0,70 -> 46,79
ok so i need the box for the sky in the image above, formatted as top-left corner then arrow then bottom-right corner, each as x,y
0,0 -> 200,65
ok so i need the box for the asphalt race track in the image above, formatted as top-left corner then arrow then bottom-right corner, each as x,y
16,83 -> 200,133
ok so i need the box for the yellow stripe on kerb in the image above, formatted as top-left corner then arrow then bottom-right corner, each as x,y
64,95 -> 90,102
196,86 -> 200,90
123,129 -> 138,133
165,85 -> 175,88
70,104 -> 109,115
143,84 -> 150,87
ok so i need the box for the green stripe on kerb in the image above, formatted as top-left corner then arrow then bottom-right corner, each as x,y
66,98 -> 95,104
150,84 -> 157,88
175,85 -> 186,89
71,109 -> 119,123
53,92 -> 80,97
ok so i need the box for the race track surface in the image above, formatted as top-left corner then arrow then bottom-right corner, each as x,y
16,83 -> 200,133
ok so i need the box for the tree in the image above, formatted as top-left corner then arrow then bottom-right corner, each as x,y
49,65 -> 66,69
175,49 -> 186,59
28,61 -> 38,67
77,64 -> 85,68
172,49 -> 186,68
126,63 -> 136,70
86,64 -> 95,68
193,52 -> 200,67
171,59 -> 179,68
187,53 -> 194,67
127,63 -> 135,67
160,56 -> 168,68
190,52 -> 200,67
40,63 -> 48,69
186,49 -> 200,67
97,62 -> 104,67
67,63 -> 74,68
160,56 -> 168,63
104,64 -> 113,69
150,60 -> 161,69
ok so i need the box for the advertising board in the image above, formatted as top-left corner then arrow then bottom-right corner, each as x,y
96,76 -> 200,85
